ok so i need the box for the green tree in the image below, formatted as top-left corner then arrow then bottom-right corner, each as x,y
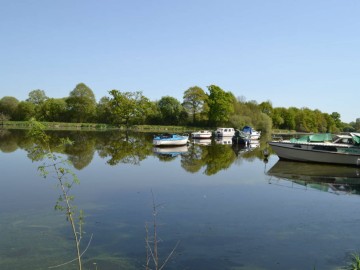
96,96 -> 111,124
16,101 -> 35,120
158,96 -> 184,125
182,86 -> 208,123
271,108 -> 284,129
207,85 -> 235,126
145,101 -> 163,125
39,98 -> 67,122
356,118 -> 360,131
0,113 -> 10,125
282,107 -> 297,130
330,112 -> 343,130
26,89 -> 48,105
0,96 -> 19,120
108,90 -> 151,128
259,100 -> 273,116
66,83 -> 96,123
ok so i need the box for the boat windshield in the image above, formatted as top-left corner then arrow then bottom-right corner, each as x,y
351,133 -> 360,146
290,133 -> 333,143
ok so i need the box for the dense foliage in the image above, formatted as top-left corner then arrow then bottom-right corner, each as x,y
0,83 -> 358,132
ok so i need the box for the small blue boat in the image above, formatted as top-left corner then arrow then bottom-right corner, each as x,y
153,133 -> 189,146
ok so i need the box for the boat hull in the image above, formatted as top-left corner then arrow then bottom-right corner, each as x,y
153,134 -> 189,146
153,138 -> 188,146
269,141 -> 360,166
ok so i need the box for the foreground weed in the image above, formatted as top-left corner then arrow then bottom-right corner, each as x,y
144,191 -> 179,270
28,118 -> 90,270
344,253 -> 360,270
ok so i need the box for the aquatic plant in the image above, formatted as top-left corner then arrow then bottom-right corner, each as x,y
345,253 -> 360,270
145,191 -> 180,270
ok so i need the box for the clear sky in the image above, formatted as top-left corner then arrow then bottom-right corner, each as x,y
1,0 -> 359,123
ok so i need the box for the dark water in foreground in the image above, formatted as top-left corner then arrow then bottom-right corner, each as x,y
1,129 -> 360,270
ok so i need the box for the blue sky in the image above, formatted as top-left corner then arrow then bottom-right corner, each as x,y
1,0 -> 359,123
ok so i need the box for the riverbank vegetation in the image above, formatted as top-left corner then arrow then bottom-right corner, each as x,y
1,83 -> 359,133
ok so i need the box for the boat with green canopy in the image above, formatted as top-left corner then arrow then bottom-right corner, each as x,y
269,133 -> 360,166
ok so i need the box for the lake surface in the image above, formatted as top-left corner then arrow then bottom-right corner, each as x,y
1,129 -> 360,270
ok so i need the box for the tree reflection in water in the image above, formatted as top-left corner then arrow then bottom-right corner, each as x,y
0,129 -> 266,174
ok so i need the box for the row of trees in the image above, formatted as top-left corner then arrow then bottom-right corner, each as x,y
0,83 -> 358,132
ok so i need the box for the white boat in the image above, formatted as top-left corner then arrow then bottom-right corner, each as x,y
191,130 -> 212,139
242,126 -> 261,140
269,133 -> 360,166
153,133 -> 189,146
215,127 -> 235,137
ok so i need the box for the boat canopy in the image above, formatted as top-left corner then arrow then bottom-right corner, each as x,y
290,133 -> 333,143
242,126 -> 253,134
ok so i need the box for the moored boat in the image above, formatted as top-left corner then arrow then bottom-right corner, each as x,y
191,130 -> 212,139
215,127 -> 235,137
269,133 -> 360,166
153,133 -> 189,146
242,126 -> 261,140
231,129 -> 250,145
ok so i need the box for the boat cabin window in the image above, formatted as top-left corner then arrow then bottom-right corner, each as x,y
334,138 -> 354,144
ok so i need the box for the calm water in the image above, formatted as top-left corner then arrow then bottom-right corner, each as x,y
1,129 -> 360,270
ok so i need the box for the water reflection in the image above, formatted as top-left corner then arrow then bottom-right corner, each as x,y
153,145 -> 189,160
267,160 -> 360,195
0,129 -> 267,174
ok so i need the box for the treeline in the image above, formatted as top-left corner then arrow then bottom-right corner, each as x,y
0,83 -> 358,132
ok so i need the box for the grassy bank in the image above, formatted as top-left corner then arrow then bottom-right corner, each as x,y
0,121 -> 113,130
0,121 -> 207,132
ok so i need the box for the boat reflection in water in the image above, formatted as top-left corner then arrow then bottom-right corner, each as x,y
192,138 -> 212,145
153,145 -> 189,158
266,160 -> 360,195
215,137 -> 232,145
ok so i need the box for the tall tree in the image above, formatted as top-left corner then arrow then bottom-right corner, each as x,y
259,101 -> 273,116
108,90 -> 151,128
206,85 -> 235,126
96,96 -> 112,124
157,96 -> 184,125
27,89 -> 48,105
182,86 -> 207,123
66,83 -> 96,123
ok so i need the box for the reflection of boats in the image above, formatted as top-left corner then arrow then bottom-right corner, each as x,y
242,126 -> 261,140
269,133 -> 360,166
191,130 -> 212,139
153,133 -> 189,146
232,144 -> 251,156
215,137 -> 232,145
267,160 -> 360,195
215,127 -> 235,137
193,138 -> 212,145
232,129 -> 250,145
249,140 -> 260,148
153,145 -> 189,157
